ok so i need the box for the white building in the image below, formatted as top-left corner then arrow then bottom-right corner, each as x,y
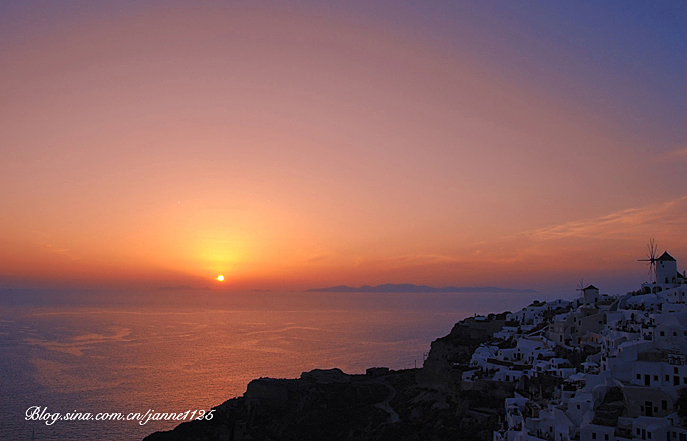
493,250 -> 687,441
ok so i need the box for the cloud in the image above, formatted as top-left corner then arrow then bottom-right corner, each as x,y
306,253 -> 331,263
655,147 -> 687,162
461,196 -> 687,271
523,196 -> 687,242
346,197 -> 687,278
298,198 -> 687,288
41,243 -> 80,261
370,253 -> 463,267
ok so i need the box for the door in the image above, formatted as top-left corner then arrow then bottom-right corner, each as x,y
645,401 -> 653,417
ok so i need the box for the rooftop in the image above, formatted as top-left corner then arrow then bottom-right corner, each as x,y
657,251 -> 676,262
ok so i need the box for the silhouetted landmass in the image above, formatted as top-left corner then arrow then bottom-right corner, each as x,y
157,285 -> 208,291
306,283 -> 536,293
144,312 -> 518,441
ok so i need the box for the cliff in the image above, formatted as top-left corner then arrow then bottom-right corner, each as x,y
143,314 -> 513,441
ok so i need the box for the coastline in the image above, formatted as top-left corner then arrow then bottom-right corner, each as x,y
144,267 -> 687,440
143,313 -> 513,441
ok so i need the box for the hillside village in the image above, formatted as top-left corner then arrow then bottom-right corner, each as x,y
468,251 -> 687,441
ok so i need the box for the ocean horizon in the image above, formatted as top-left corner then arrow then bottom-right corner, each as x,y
0,288 -> 543,440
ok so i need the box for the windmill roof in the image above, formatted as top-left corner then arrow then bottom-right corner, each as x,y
584,285 -> 599,290
658,251 -> 676,261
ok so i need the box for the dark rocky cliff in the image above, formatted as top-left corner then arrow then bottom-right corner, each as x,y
143,315 -> 512,441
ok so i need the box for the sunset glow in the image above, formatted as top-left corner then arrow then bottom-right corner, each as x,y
0,2 -> 684,294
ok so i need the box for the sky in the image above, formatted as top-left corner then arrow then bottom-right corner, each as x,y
1,1 -> 685,294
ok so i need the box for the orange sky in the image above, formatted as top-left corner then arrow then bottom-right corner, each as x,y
1,3 -> 685,293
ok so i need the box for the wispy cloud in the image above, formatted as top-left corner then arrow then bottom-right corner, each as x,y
461,196 -> 687,270
33,230 -> 81,261
370,253 -> 463,267
655,147 -> 687,162
42,243 -> 80,260
306,253 -> 331,263
523,196 -> 687,242
350,198 -> 687,275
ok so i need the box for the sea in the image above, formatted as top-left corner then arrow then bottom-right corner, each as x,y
0,289 -> 541,440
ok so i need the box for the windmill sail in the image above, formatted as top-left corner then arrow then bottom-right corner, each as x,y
637,238 -> 658,283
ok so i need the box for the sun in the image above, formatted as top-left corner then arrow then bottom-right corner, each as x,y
217,275 -> 224,282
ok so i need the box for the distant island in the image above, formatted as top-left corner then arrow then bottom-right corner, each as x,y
157,285 -> 210,291
306,283 -> 536,293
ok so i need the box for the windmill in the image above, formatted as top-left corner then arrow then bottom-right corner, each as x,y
575,278 -> 587,305
638,238 -> 659,283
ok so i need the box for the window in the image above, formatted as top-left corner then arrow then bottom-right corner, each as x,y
604,435 -> 609,441
655,375 -> 659,381
675,367 -> 680,374
645,401 -> 654,416
665,375 -> 670,381
637,428 -> 641,435
674,332 -> 678,336
577,404 -> 580,409
661,331 -> 665,336
592,433 -> 596,440
663,400 -> 668,410
637,374 -> 641,380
